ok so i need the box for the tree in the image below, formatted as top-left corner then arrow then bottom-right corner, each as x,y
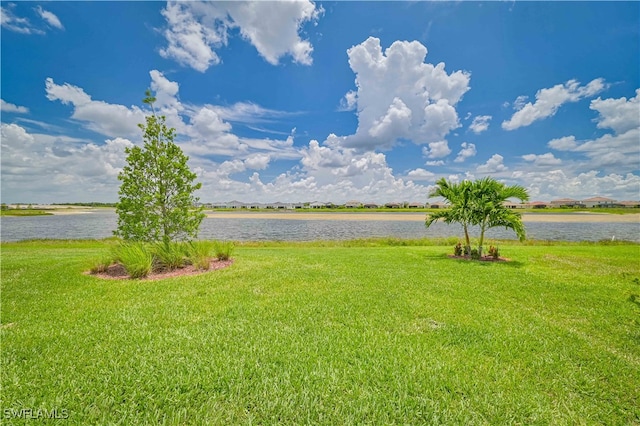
425,178 -> 475,254
114,90 -> 204,245
425,177 -> 530,257
472,177 -> 529,256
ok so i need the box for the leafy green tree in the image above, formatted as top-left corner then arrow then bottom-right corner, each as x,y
472,177 -> 529,256
425,178 -> 475,254
115,90 -> 204,245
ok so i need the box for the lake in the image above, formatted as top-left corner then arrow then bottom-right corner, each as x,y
1,210 -> 639,242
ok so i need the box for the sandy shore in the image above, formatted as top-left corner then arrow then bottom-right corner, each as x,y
206,211 -> 640,223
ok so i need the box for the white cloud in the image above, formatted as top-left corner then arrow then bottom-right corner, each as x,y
1,123 -> 134,202
548,135 -> 578,151
421,141 -> 451,159
407,168 -> 435,181
426,160 -> 445,166
159,2 -> 226,72
469,115 -> 491,134
590,88 -> 640,134
223,1 -> 322,66
522,152 -> 562,166
211,101 -> 299,124
547,89 -> 640,173
454,142 -> 476,163
159,1 -> 322,72
339,37 -> 470,149
369,97 -> 413,141
502,78 -> 606,130
477,154 -> 507,173
244,153 -> 271,170
513,95 -> 528,111
45,78 -> 146,138
339,90 -> 358,112
1,5 -> 44,34
512,169 -> 640,201
1,99 -> 29,114
35,6 -> 63,30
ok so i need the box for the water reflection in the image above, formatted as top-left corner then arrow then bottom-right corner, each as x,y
1,210 -> 638,243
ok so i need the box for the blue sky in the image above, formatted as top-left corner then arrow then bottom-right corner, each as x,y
1,1 -> 639,204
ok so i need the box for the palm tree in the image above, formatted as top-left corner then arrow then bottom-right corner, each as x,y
472,177 -> 529,256
425,178 -> 475,254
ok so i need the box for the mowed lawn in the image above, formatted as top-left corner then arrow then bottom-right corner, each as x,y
1,240 -> 639,424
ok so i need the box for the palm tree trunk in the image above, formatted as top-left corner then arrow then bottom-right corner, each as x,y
463,224 -> 471,255
478,220 -> 487,257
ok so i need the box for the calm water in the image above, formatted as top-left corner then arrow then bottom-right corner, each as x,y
1,210 -> 639,242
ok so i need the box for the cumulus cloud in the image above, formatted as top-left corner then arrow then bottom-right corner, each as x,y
522,152 -> 562,166
46,78 -> 147,137
407,168 -> 435,181
454,142 -> 476,163
1,99 -> 29,114
339,37 -> 470,149
477,154 -> 507,173
421,141 -> 451,159
1,123 -> 133,201
469,115 -> 491,134
590,88 -> 640,134
502,78 -> 606,130
35,6 -> 63,30
511,169 -> 640,201
547,89 -> 640,173
160,1 -> 322,72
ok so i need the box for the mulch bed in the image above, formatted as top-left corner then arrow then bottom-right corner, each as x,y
88,258 -> 234,281
447,255 -> 510,262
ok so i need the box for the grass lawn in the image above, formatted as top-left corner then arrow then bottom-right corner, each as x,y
1,240 -> 639,424
0,209 -> 53,216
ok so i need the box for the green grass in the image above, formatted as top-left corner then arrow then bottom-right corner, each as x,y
2,240 -> 639,424
112,242 -> 154,278
0,209 -> 53,216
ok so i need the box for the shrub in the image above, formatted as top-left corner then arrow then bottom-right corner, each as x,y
470,248 -> 481,260
152,242 -> 187,270
187,241 -> 215,270
488,245 -> 500,260
113,242 -> 154,279
214,241 -> 235,260
454,242 -> 463,256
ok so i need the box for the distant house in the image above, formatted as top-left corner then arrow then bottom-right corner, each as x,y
582,197 -> 618,208
345,200 -> 363,208
620,200 -> 640,208
525,201 -> 548,209
384,202 -> 402,209
550,198 -> 584,208
429,202 -> 448,209
210,202 -> 228,209
228,200 -> 247,209
309,201 -> 324,209
363,203 -> 379,209
408,202 -> 425,208
503,201 -> 523,209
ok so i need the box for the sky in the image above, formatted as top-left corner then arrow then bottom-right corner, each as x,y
1,1 -> 639,204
